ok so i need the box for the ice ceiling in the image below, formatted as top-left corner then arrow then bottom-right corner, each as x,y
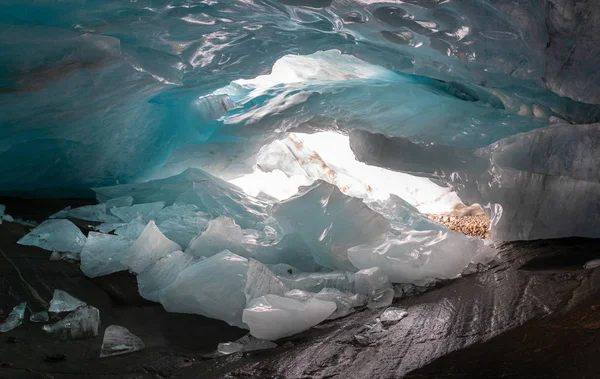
2,0 -> 600,339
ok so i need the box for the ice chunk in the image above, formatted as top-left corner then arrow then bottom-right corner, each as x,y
348,230 -> 483,283
186,217 -> 243,258
272,180 -> 390,271
155,204 -> 209,246
43,305 -> 100,340
243,233 -> 321,273
110,202 -> 165,223
354,267 -> 391,295
17,219 -> 86,255
367,288 -> 394,309
48,289 -> 87,313
67,203 -> 120,223
159,251 -> 284,328
279,271 -> 355,293
100,325 -> 145,358
123,221 -> 181,274
217,334 -> 277,355
0,302 -> 26,332
95,222 -> 125,234
368,195 -> 444,231
114,215 -> 146,239
30,311 -> 49,323
137,251 -> 196,302
49,251 -> 61,260
380,307 -> 408,324
584,259 -> 600,269
315,288 -> 355,319
243,295 -> 336,340
49,206 -> 71,219
80,232 -> 131,278
105,196 -> 134,208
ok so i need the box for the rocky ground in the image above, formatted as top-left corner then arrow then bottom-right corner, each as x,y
1,197 -> 600,379
427,203 -> 491,239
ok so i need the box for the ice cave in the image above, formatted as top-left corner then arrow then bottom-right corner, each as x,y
0,1 -> 599,378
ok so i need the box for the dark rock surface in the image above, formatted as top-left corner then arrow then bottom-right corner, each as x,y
1,197 -> 599,379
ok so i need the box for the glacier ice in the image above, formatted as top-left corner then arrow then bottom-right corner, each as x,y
283,288 -> 354,320
123,221 -> 181,274
584,259 -> 600,270
354,268 -> 391,295
43,305 -> 100,340
348,230 -> 484,284
0,302 -> 27,333
48,289 -> 87,313
380,307 -> 408,324
279,271 -> 355,293
217,334 -> 277,355
243,295 -> 336,341
30,310 -> 50,323
367,288 -> 395,309
80,232 -> 131,278
17,219 -> 86,255
159,251 -> 285,328
272,180 -> 390,271
100,325 -> 145,358
110,202 -> 165,223
137,250 -> 196,302
186,217 -> 243,258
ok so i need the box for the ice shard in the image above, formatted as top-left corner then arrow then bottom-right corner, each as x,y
217,334 -> 277,355
354,267 -> 391,295
100,325 -> 145,358
123,220 -> 181,274
380,307 -> 408,324
30,311 -> 50,323
0,302 -> 27,333
43,305 -> 100,340
66,203 -> 120,223
243,295 -> 336,340
48,289 -> 87,313
80,232 -> 131,278
137,251 -> 196,302
272,180 -> 390,271
185,217 -> 243,258
109,202 -> 165,223
279,271 -> 355,293
17,219 -> 86,255
159,251 -> 285,328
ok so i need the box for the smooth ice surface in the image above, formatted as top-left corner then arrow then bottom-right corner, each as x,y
30,311 -> 50,323
380,307 -> 408,324
584,259 -> 600,270
279,272 -> 355,293
0,302 -> 26,333
43,305 -> 100,340
243,295 -> 336,340
159,251 -> 284,328
100,325 -> 145,358
17,219 -> 86,255
110,202 -> 165,223
123,221 -> 181,274
272,180 -> 390,271
137,251 -> 196,302
66,203 -> 120,223
80,232 -> 131,278
48,289 -> 87,313
186,217 -> 243,258
367,288 -> 395,309
354,268 -> 391,295
348,230 -> 484,284
217,334 -> 277,355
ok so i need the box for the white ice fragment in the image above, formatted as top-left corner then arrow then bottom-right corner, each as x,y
49,206 -> 71,219
155,204 -> 209,246
95,222 -> 125,234
43,305 -> 100,340
137,251 -> 196,302
354,267 -> 391,295
379,307 -> 408,324
354,319 -> 385,346
80,232 -> 131,278
30,310 -> 49,323
123,221 -> 181,274
584,259 -> 600,269
17,219 -> 86,255
278,271 -> 355,293
114,215 -> 146,240
159,251 -> 283,328
49,251 -> 61,261
185,216 -> 243,258
105,196 -> 134,208
217,334 -> 277,355
315,288 -> 355,319
367,288 -> 395,309
0,302 -> 27,332
243,295 -> 336,340
100,325 -> 145,358
48,289 -> 87,313
110,201 -> 165,223
67,203 -> 120,223
348,230 -> 482,283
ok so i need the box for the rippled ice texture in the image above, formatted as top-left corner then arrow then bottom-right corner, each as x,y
1,0 -> 599,193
